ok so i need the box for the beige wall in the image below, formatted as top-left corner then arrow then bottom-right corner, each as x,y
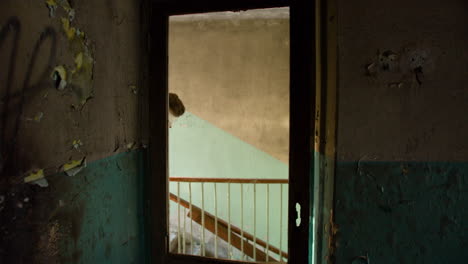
169,10 -> 290,163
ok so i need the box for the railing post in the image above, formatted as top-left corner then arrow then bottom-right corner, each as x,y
189,182 -> 193,254
266,184 -> 270,261
253,183 -> 257,261
214,182 -> 218,258
280,183 -> 284,262
201,182 -> 205,256
177,182 -> 181,253
228,182 -> 232,259
241,183 -> 245,260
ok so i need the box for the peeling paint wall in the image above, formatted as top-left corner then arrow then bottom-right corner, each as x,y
0,0 -> 144,175
334,0 -> 468,263
0,0 -> 147,263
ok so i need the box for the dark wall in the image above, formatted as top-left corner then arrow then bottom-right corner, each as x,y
336,0 -> 468,162
0,0 -> 145,175
0,0 -> 148,263
334,0 -> 468,263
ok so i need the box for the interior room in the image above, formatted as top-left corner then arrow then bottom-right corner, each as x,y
0,0 -> 467,263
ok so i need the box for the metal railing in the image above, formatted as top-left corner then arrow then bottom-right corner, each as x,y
169,177 -> 289,262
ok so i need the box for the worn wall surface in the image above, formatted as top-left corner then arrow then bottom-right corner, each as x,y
0,0 -> 147,263
334,0 -> 468,263
0,0 -> 144,175
169,11 -> 290,163
336,0 -> 468,162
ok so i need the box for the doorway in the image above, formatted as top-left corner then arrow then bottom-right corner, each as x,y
147,1 -> 316,263
168,8 -> 289,262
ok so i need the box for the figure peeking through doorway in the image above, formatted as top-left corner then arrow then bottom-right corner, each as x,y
169,93 -> 185,128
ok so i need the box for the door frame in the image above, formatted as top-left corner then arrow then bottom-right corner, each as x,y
147,0 -> 316,263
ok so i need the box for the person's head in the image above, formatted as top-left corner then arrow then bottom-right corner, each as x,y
169,93 -> 185,117
168,93 -> 185,128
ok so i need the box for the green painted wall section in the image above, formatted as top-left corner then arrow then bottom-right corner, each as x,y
334,161 -> 468,264
169,112 -> 289,253
52,150 -> 147,264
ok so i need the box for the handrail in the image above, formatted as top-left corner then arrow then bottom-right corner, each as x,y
169,193 -> 288,260
169,177 -> 288,184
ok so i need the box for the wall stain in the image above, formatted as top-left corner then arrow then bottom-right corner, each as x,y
105,242 -> 112,258
364,43 -> 435,89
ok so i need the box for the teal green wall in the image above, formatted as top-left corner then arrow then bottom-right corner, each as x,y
52,150 -> 147,264
52,110 -> 291,264
169,112 -> 289,254
334,161 -> 468,263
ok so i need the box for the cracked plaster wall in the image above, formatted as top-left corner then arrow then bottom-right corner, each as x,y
334,0 -> 468,263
